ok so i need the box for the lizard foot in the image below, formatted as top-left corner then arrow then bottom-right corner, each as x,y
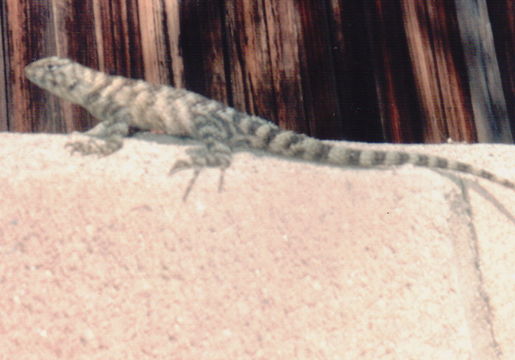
169,149 -> 230,201
65,136 -> 122,156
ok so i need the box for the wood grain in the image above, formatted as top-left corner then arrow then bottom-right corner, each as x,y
1,0 -> 512,143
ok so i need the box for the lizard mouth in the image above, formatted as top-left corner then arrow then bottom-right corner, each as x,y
25,64 -> 42,85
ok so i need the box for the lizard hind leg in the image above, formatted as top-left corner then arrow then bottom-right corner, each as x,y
169,141 -> 232,201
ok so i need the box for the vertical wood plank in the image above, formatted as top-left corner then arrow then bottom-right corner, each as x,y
94,0 -> 144,77
401,0 -> 476,143
162,0 -> 185,89
179,0 -> 228,103
261,0 -> 306,132
6,0 -> 61,132
455,0 -> 512,142
137,0 -> 172,85
56,0 -> 98,63
486,0 -> 515,137
296,0 -> 343,140
0,0 -> 8,131
224,1 -> 277,123
365,1 -> 423,143
331,1 -> 388,142
51,0 -> 98,132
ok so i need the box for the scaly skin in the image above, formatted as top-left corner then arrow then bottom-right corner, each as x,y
25,57 -> 515,199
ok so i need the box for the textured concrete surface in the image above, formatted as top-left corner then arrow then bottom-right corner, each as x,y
0,132 -> 514,359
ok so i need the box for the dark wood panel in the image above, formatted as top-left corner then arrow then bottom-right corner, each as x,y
297,0 -> 343,140
1,0 -> 513,144
486,0 -> 515,141
346,1 -> 411,142
0,0 -> 8,131
180,0 -> 228,103
224,0 -> 310,133
224,0 -> 277,125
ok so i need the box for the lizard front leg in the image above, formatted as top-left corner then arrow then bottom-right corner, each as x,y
65,115 -> 130,156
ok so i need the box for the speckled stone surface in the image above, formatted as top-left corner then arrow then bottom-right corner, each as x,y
1,132 -> 514,359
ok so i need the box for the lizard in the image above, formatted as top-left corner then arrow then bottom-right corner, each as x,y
25,56 -> 515,200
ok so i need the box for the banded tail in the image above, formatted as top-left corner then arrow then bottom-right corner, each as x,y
245,120 -> 514,191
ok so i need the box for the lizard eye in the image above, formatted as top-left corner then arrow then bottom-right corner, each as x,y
46,64 -> 59,71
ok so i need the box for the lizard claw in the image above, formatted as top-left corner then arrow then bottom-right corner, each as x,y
169,157 -> 226,201
65,137 -> 121,157
169,159 -> 193,175
169,159 -> 202,201
65,140 -> 95,155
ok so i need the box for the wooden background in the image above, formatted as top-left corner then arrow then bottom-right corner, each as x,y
1,0 -> 513,143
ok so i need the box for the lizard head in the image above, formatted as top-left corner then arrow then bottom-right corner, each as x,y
25,56 -> 90,104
